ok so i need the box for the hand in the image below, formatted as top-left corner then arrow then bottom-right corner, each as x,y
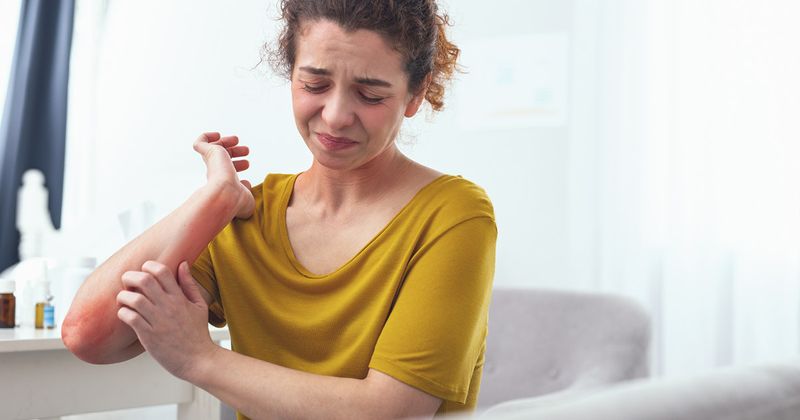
193,132 -> 255,219
116,260 -> 216,382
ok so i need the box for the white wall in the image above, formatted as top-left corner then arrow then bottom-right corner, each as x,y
64,0 -> 578,289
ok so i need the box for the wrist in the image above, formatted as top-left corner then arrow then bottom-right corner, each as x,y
199,182 -> 241,219
185,341 -> 224,386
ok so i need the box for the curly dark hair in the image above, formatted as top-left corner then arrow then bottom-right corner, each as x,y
266,0 -> 460,112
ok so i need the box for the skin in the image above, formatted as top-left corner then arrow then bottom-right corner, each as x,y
286,19 -> 441,276
62,133 -> 253,363
64,19 -> 444,419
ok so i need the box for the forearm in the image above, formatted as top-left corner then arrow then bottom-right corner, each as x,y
62,182 -> 239,363
191,347 -> 379,420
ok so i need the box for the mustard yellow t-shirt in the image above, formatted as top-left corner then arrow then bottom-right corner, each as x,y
190,173 -> 497,417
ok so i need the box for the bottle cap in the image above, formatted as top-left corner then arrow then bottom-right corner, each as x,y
33,281 -> 51,301
0,279 -> 14,294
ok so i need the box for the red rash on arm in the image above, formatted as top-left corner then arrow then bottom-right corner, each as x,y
62,184 -> 242,364
65,302 -> 114,348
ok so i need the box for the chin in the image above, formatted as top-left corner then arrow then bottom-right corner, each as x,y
311,152 -> 360,171
306,144 -> 362,170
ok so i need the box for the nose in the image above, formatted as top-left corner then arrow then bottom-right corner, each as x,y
321,89 -> 356,131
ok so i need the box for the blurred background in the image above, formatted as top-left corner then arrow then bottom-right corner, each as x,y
2,0 -> 800,392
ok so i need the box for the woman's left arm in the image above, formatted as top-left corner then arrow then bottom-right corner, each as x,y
116,260 -> 441,420
194,348 -> 441,419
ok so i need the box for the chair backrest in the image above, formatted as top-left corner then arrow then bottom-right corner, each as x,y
478,288 -> 651,409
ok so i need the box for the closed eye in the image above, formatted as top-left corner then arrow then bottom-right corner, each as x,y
359,92 -> 385,105
302,82 -> 385,104
302,83 -> 328,93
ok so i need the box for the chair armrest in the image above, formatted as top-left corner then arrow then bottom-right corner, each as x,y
478,359 -> 800,420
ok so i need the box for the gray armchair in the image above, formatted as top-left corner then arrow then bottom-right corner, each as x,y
478,288 -> 800,420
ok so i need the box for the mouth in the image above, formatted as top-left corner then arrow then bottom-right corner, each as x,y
316,132 -> 358,150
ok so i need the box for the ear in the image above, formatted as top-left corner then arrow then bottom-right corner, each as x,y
404,73 -> 432,118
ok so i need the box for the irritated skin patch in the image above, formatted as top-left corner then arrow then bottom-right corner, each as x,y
61,181 -> 241,363
62,294 -> 130,363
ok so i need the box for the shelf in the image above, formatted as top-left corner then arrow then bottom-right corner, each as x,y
0,325 -> 230,353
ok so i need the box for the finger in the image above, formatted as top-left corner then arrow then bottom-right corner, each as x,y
118,306 -> 152,331
213,135 -> 239,148
193,132 -> 221,153
241,179 -> 252,190
121,271 -> 166,305
177,261 -> 206,305
141,260 -> 182,296
233,159 -> 250,172
116,290 -> 156,323
227,145 -> 249,158
202,132 -> 222,142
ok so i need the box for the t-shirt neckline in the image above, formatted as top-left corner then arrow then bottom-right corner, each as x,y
277,173 -> 451,279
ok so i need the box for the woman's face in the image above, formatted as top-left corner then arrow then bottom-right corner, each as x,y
290,19 -> 425,171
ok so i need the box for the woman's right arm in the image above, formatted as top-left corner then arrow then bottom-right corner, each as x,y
61,132 -> 254,364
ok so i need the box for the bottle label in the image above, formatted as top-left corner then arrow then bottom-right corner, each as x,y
44,304 -> 55,328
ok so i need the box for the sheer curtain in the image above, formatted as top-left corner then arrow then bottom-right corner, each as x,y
569,0 -> 800,377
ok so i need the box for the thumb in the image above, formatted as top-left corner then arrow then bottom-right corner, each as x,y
178,261 -> 205,305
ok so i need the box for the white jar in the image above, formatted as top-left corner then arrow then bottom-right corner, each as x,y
53,257 -> 96,328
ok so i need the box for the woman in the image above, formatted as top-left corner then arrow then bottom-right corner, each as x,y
63,1 -> 496,418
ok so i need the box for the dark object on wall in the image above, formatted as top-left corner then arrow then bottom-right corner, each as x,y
0,0 -> 75,272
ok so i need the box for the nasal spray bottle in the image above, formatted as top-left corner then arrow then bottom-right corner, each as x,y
33,261 -> 55,329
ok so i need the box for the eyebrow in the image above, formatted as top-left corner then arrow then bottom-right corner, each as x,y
298,66 -> 393,88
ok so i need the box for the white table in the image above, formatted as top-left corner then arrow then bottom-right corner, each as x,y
0,326 -> 230,420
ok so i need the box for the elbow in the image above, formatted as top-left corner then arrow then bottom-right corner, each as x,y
61,311 -> 96,363
61,310 -> 114,364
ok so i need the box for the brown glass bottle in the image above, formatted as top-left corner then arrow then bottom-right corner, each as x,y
0,279 -> 15,328
35,301 -> 45,329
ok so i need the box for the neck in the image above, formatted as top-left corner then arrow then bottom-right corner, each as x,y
298,144 -> 412,214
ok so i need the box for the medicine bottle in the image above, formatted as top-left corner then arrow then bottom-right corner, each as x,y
34,281 -> 53,329
0,279 -> 15,328
43,299 -> 55,329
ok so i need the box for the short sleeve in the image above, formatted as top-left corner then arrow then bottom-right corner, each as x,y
190,245 -> 227,327
369,216 -> 497,403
